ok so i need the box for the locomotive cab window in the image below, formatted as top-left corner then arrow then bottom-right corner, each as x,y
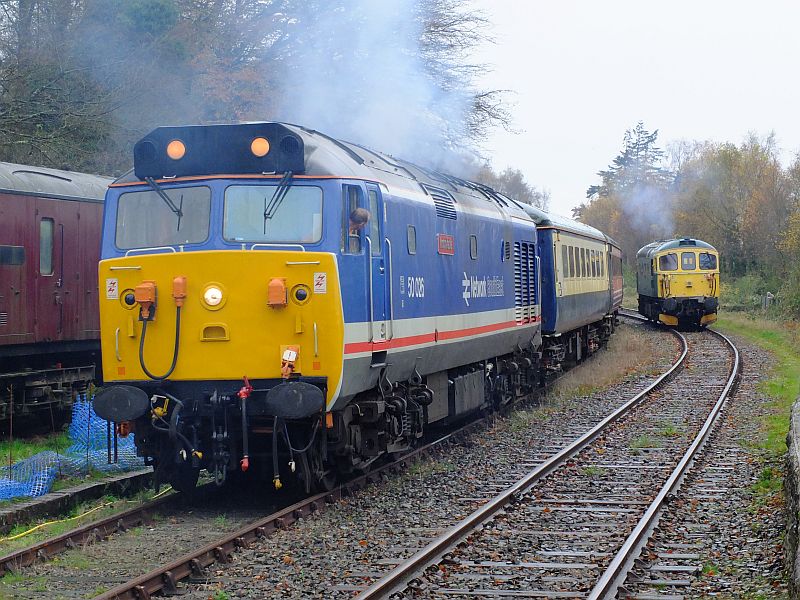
225,185 -> 322,244
659,252 -> 678,271
40,218 -> 54,275
407,225 -> 417,255
699,252 -> 717,270
470,235 -> 478,260
343,185 -> 365,254
681,252 -> 696,270
117,186 -> 211,249
0,245 -> 25,266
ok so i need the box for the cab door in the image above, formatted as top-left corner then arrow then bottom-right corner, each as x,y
365,184 -> 388,343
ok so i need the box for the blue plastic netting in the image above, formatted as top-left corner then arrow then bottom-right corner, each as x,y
0,397 -> 144,501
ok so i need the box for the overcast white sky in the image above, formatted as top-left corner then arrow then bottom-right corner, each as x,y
472,0 -> 800,217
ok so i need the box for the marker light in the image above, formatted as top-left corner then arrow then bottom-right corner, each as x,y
166,140 -> 186,160
203,286 -> 223,306
251,137 -> 270,157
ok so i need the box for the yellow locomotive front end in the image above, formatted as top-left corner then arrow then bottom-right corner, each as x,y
636,238 -> 720,327
99,251 -> 343,392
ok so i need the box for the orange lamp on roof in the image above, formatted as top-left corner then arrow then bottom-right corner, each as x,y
251,137 -> 270,157
166,139 -> 186,160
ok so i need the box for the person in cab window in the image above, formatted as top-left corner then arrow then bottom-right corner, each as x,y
349,208 -> 370,252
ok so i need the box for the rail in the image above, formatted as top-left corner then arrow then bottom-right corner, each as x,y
354,313 -> 688,598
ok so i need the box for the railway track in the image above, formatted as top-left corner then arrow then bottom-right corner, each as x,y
353,314 -> 739,599
1,316 -> 682,599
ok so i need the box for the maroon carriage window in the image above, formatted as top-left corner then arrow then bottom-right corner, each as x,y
0,245 -> 24,265
40,218 -> 54,275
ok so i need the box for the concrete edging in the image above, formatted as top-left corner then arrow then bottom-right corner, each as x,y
785,399 -> 800,598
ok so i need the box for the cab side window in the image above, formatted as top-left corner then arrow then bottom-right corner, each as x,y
699,252 -> 717,270
342,185 -> 364,254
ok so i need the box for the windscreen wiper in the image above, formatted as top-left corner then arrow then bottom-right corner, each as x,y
263,171 -> 294,234
145,176 -> 184,231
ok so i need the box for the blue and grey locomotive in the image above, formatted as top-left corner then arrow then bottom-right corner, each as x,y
92,122 -> 620,492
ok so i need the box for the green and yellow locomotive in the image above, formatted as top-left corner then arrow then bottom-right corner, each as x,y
636,238 -> 720,327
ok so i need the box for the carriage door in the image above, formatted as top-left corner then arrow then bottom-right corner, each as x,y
365,184 -> 388,343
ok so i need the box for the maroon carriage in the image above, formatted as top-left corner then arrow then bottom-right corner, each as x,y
0,162 -> 110,423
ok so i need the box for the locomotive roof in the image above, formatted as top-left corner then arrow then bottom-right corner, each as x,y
0,161 -> 111,203
520,203 -> 620,247
119,122 -> 537,221
637,238 -> 717,258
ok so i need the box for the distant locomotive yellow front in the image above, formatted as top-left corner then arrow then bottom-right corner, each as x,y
99,250 -> 344,406
636,238 -> 720,327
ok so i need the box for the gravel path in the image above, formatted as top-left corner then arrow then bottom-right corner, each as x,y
176,322 -> 679,599
621,336 -> 788,599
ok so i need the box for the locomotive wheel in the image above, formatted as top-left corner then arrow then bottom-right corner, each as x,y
299,447 -> 338,493
170,465 -> 201,494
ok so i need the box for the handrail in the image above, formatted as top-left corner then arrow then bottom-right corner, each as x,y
125,246 -> 176,257
365,236 -> 374,342
249,243 -> 305,251
385,238 -> 394,340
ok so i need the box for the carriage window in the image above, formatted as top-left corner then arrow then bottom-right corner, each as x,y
0,245 -> 24,266
681,252 -> 696,270
225,185 -> 321,244
470,235 -> 478,260
568,246 -> 575,277
117,186 -> 210,249
561,245 -> 568,277
581,248 -> 587,277
659,253 -> 678,271
407,226 -> 416,255
39,218 -> 54,275
699,252 -> 717,270
600,251 -> 605,277
590,250 -> 597,277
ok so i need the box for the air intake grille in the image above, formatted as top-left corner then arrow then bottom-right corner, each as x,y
514,242 -> 536,323
0,312 -> 7,326
421,184 -> 457,219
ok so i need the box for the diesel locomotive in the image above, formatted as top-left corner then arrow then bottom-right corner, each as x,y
93,122 -> 622,493
636,238 -> 720,327
0,162 -> 110,422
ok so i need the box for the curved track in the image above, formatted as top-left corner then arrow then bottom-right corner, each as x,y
354,313 -> 739,599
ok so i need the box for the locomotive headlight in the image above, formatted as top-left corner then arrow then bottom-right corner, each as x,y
201,283 -> 227,311
204,286 -> 223,306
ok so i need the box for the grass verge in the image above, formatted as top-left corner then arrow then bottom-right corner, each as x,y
715,312 -> 800,458
549,324 -> 673,402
